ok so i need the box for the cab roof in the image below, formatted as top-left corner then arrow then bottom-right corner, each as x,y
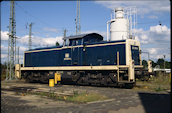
63,33 -> 103,40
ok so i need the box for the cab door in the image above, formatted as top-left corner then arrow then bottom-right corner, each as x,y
71,40 -> 80,65
63,39 -> 72,66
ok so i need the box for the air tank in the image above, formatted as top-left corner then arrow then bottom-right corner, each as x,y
109,8 -> 129,41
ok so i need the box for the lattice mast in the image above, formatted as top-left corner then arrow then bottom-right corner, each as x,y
64,29 -> 67,38
6,0 -> 16,80
17,46 -> 20,64
75,0 -> 81,35
28,23 -> 33,50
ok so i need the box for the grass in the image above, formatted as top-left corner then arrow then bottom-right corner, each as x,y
134,73 -> 171,92
24,90 -> 108,103
65,92 -> 108,103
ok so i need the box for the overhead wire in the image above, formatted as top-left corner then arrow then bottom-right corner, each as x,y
15,2 -> 61,30
15,2 -> 106,35
137,17 -> 170,25
15,2 -> 67,48
15,2 -> 76,38
15,2 -> 170,36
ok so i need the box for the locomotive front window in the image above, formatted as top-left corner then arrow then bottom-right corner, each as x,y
131,45 -> 140,65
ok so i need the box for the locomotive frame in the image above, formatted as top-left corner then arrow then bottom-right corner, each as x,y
15,33 -> 144,88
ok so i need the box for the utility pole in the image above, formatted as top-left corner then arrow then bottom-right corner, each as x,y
17,46 -> 20,64
29,23 -> 33,50
6,26 -> 10,80
64,29 -> 67,38
14,2 -> 16,65
78,0 -> 80,34
6,0 -> 16,80
75,0 -> 81,35
164,55 -> 166,75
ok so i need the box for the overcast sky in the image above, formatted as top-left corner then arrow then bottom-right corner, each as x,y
1,1 -> 171,64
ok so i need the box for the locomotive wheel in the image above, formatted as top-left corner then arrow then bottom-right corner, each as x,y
25,75 -> 34,83
141,75 -> 150,81
77,77 -> 88,85
72,73 -> 80,82
40,73 -> 49,83
100,77 -> 107,86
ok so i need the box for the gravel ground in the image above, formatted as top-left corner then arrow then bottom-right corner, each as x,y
1,80 -> 171,113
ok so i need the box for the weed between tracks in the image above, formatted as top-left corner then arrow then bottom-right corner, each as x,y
23,90 -> 108,104
134,73 -> 171,92
66,92 -> 108,103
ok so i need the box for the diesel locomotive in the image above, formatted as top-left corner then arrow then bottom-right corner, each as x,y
15,7 -> 152,88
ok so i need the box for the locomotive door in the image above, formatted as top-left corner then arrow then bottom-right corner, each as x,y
71,40 -> 80,65
72,47 -> 79,65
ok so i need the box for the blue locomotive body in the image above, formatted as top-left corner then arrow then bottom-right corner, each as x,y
21,33 -> 142,87
24,33 -> 140,67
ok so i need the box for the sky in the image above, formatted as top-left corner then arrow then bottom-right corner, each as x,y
1,0 -> 171,64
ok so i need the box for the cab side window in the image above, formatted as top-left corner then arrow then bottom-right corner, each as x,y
69,40 -> 73,46
65,39 -> 69,46
69,39 -> 83,46
77,39 -> 82,45
73,40 -> 77,46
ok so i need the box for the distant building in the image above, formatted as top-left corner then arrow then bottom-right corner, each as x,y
153,68 -> 171,73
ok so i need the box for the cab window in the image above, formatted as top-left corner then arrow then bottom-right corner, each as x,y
69,39 -> 83,46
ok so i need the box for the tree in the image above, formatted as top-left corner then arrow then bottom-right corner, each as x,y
152,60 -> 157,68
156,58 -> 165,69
142,60 -> 148,69
165,61 -> 171,69
142,59 -> 170,69
56,41 -> 59,46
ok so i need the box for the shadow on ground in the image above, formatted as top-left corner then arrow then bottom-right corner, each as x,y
138,92 -> 171,113
1,86 -> 37,93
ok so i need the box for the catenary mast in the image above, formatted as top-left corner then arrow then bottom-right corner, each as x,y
6,0 -> 16,80
75,0 -> 81,35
